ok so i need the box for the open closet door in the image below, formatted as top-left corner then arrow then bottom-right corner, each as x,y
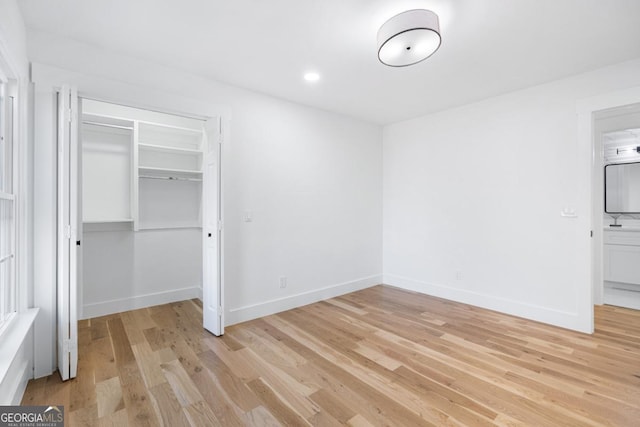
203,118 -> 223,336
57,85 -> 79,380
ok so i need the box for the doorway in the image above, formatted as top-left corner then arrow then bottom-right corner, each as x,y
56,95 -> 223,380
592,103 -> 640,311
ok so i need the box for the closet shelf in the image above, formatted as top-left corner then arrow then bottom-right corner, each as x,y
139,175 -> 202,182
83,218 -> 134,224
138,143 -> 202,154
82,113 -> 134,129
138,121 -> 203,135
138,224 -> 203,231
138,166 -> 203,175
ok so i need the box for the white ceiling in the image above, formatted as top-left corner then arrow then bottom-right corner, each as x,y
18,0 -> 640,124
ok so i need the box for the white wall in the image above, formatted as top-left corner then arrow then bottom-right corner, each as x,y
0,0 -> 35,404
0,0 -> 27,77
222,95 -> 383,323
383,58 -> 640,333
29,31 -> 382,374
82,228 -> 202,318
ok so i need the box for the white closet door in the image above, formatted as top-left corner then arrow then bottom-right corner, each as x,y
203,118 -> 223,336
57,85 -> 79,380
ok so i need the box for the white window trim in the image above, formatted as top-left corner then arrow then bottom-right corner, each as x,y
0,76 -> 18,334
0,307 -> 38,394
0,32 -> 38,399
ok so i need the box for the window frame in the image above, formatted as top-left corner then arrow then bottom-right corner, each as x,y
0,71 -> 18,335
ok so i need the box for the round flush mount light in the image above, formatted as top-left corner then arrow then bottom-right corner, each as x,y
377,9 -> 441,67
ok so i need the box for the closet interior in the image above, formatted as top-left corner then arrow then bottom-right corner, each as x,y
79,99 -> 206,319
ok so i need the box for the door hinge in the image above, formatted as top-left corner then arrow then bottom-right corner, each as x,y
217,220 -> 223,231
65,225 -> 72,239
68,107 -> 73,123
218,117 -> 223,144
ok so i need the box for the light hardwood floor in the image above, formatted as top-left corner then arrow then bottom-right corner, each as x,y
22,285 -> 640,426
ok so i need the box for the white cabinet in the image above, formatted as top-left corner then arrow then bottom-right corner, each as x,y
603,229 -> 640,285
604,243 -> 640,284
603,229 -> 640,313
603,229 -> 640,310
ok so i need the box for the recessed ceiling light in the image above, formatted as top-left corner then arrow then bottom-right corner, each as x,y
304,72 -> 320,82
377,9 -> 441,67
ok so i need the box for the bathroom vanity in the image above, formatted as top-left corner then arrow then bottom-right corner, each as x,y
603,228 -> 640,309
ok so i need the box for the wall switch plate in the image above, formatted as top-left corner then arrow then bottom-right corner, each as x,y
243,210 -> 253,222
279,276 -> 287,288
560,207 -> 578,218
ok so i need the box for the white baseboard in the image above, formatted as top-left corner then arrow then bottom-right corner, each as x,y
383,274 -> 589,333
225,274 -> 382,326
604,285 -> 640,310
82,286 -> 201,319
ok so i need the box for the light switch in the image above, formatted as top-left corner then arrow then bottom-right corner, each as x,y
560,207 -> 577,218
243,210 -> 253,222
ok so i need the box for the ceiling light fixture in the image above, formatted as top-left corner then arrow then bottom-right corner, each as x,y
377,9 -> 441,67
304,72 -> 320,82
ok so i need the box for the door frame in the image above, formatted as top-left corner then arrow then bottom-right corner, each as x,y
31,63 -> 230,376
578,84 -> 640,331
589,103 -> 640,307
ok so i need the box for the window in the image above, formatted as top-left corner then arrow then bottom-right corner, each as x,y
0,76 -> 16,332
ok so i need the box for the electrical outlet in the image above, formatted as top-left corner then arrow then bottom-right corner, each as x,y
456,271 -> 462,280
279,276 -> 287,289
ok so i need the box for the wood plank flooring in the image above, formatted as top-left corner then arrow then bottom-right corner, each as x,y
22,285 -> 640,426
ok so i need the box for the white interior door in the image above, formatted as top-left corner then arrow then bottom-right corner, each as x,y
203,118 -> 223,336
57,85 -> 79,380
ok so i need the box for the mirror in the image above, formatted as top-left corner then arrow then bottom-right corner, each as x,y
605,162 -> 640,213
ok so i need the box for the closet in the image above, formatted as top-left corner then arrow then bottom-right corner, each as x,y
79,99 -> 209,320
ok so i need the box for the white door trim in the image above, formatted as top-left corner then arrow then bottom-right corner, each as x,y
32,63 -> 231,375
577,84 -> 640,333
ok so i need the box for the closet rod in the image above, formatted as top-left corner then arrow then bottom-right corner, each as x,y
83,120 -> 134,131
139,175 -> 202,182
